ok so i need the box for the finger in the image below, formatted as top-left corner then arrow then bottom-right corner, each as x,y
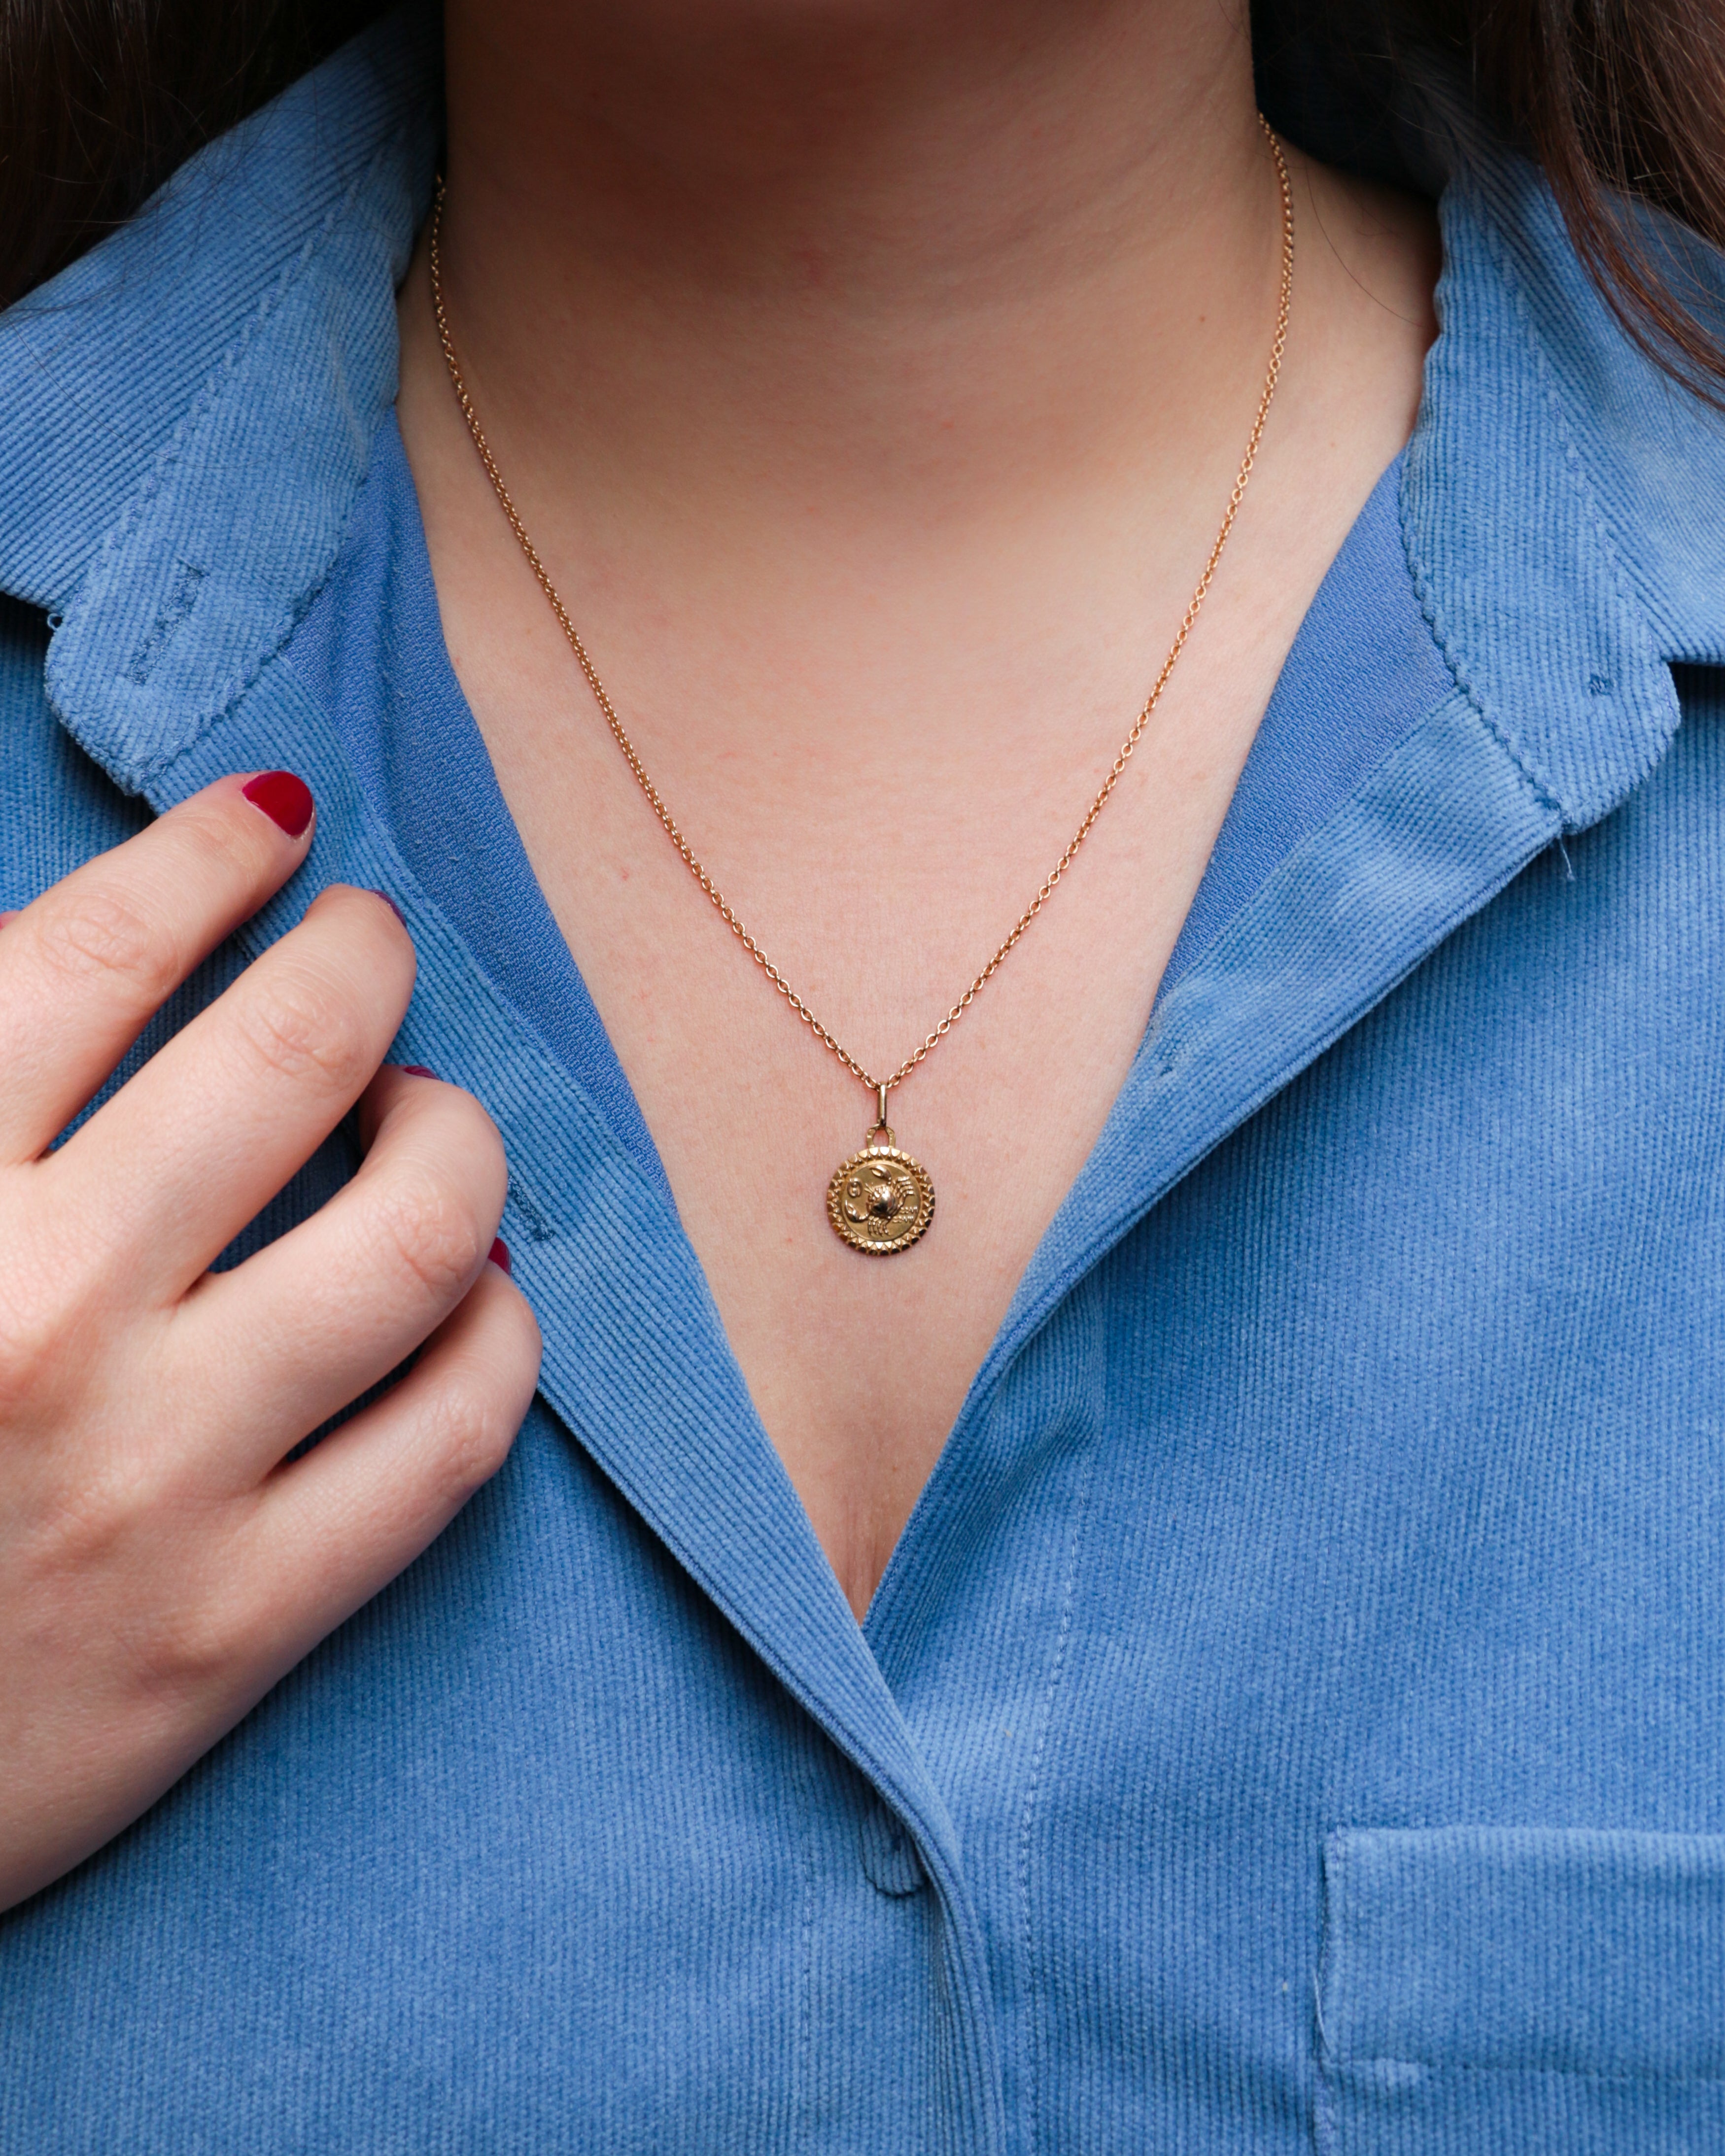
228,1262 -> 540,1665
166,1067 -> 510,1472
0,773 -> 317,1163
45,884 -> 414,1298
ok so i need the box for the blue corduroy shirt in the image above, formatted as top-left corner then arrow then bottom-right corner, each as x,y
2,14 -> 1724,2153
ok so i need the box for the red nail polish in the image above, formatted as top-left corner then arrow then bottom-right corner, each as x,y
488,1238 -> 512,1275
400,1064 -> 438,1079
242,771 -> 313,838
369,888 -> 406,925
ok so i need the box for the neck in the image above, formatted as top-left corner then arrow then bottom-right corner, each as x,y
408,0 -> 1438,1614
434,0 -> 1276,539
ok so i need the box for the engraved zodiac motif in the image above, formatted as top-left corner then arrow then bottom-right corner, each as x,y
827,1141 -> 935,1254
842,1163 -> 914,1230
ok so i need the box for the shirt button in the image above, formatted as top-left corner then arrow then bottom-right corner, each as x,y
858,1799 -> 928,1896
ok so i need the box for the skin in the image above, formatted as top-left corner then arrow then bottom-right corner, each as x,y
399,0 -> 1439,1611
0,783 -> 542,1909
0,0 -> 1436,1909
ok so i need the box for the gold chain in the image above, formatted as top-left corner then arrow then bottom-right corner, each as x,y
429,120 -> 1293,1109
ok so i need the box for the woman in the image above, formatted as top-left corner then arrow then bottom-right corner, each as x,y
1,0 -> 1722,2145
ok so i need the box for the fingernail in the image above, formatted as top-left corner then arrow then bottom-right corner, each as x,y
242,771 -> 314,838
488,1238 -> 512,1275
399,1064 -> 438,1079
369,888 -> 406,925
0,911 -> 16,930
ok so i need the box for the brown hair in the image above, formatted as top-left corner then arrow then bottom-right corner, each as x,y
3,0 -> 1725,396
1411,0 -> 1725,395
0,0 -> 383,307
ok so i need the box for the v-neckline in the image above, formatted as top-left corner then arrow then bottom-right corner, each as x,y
276,411 -> 1497,1638
289,418 -> 1438,1244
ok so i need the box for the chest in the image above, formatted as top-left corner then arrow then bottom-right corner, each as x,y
441,609 -> 1289,1612
12,695 -> 1724,2156
393,287 -> 1425,1610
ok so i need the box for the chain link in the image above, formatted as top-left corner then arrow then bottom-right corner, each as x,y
430,119 -> 1294,1104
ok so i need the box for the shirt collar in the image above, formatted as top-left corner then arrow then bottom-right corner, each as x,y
1,3 -> 1722,833
0,3 -> 438,786
1409,145 -> 1725,832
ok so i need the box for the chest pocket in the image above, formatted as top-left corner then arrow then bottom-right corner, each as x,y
1318,1826 -> 1725,2155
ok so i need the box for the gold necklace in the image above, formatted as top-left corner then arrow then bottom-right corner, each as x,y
430,122 -> 1294,1256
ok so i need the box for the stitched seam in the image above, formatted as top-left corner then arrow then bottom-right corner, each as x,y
1396,454 -> 1563,824
1477,181 -> 1672,676
1470,168 -> 1679,810
1334,2059 -> 1725,2088
77,113 -> 419,779
1315,1836 -> 1343,2071
792,1749 -> 819,2156
86,119 -> 406,572
1314,1837 -> 1347,2156
1394,225 -> 1566,821
1018,1428 -> 1100,2156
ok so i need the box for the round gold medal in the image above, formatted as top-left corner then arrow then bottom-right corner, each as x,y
827,1133 -> 935,1256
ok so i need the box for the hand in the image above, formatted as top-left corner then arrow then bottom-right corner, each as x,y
0,773 -> 541,1910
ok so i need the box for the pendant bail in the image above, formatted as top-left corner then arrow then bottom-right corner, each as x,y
876,1081 -> 890,1130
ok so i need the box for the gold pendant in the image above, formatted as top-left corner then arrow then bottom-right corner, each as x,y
827,1120 -> 935,1255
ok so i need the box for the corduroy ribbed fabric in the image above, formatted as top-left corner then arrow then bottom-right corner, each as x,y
1,12 -> 1724,2152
